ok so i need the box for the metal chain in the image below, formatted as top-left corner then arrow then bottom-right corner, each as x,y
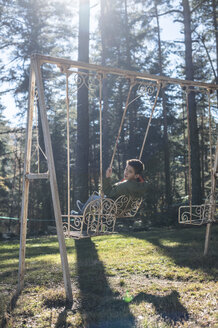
110,79 -> 135,168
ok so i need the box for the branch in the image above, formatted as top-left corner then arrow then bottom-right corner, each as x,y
0,150 -> 17,157
0,128 -> 25,135
191,0 -> 208,14
155,9 -> 183,17
174,40 -> 185,43
3,16 -> 25,25
0,56 -> 21,70
0,88 -> 17,95
195,32 -> 217,79
0,42 -> 19,50
173,19 -> 184,24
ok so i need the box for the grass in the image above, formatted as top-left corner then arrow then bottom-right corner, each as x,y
0,225 -> 218,327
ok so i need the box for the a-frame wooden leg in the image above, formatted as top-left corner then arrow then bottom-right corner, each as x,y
17,66 -> 35,293
204,223 -> 211,256
204,139 -> 218,256
33,56 -> 73,302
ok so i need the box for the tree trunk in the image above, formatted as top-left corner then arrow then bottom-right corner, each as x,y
124,0 -> 137,159
75,0 -> 90,202
155,2 -> 172,208
183,104 -> 188,195
182,0 -> 202,204
212,0 -> 218,102
200,111 -> 205,198
100,0 -> 110,171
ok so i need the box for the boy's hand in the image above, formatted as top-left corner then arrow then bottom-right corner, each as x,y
106,167 -> 112,178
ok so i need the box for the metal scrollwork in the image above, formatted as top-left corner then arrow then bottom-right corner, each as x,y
178,191 -> 217,226
63,223 -> 68,234
72,71 -> 88,91
74,72 -> 84,88
137,82 -> 157,97
68,71 -> 99,97
115,195 -> 143,218
84,198 -> 117,235
178,204 -> 215,225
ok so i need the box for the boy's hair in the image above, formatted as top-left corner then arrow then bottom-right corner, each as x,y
126,159 -> 144,175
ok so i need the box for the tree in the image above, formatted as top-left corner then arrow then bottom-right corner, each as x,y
154,0 -> 172,208
0,0 -> 77,224
0,108 -> 11,215
75,0 -> 90,203
182,0 -> 202,204
212,0 -> 218,101
100,0 -> 110,171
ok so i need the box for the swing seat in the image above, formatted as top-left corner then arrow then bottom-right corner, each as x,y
62,197 -> 117,238
178,204 -> 214,225
62,195 -> 143,238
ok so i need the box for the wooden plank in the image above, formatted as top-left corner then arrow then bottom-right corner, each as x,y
204,223 -> 211,256
203,139 -> 218,256
26,173 -> 49,180
32,53 -> 218,91
17,65 -> 35,293
33,57 -> 73,302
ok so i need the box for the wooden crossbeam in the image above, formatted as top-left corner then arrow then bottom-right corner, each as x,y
26,173 -> 49,180
204,140 -> 218,256
33,53 -> 218,91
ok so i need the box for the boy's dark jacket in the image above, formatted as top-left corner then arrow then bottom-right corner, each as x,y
103,177 -> 147,199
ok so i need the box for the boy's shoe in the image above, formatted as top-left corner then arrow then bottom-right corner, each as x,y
76,200 -> 84,212
71,210 -> 79,215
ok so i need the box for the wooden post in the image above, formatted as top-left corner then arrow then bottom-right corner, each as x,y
204,139 -> 218,256
17,66 -> 35,293
32,56 -> 73,302
66,72 -> 71,238
204,223 -> 211,256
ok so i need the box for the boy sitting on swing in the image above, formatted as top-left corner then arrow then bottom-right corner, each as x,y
103,158 -> 146,199
74,158 -> 146,214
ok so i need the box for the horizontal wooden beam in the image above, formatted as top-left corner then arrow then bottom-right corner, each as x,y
32,53 -> 218,91
26,172 -> 49,180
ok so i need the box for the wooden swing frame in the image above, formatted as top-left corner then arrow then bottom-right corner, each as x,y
18,53 -> 218,302
62,67 -> 160,239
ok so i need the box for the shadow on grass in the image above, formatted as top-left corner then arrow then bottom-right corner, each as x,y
1,291 -> 19,328
123,225 -> 218,278
54,237 -> 190,327
133,290 -> 189,324
73,238 -> 135,328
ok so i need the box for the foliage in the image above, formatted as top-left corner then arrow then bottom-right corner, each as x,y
0,0 -> 217,227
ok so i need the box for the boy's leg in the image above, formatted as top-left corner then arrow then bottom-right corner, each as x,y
80,195 -> 101,213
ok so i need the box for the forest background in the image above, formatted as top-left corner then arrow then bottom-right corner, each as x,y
0,0 -> 217,234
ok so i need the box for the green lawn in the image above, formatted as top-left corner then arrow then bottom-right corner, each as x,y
0,225 -> 218,327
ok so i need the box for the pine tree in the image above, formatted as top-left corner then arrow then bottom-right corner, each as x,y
75,0 -> 90,203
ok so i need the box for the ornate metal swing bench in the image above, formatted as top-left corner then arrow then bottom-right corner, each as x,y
62,195 -> 143,238
178,197 -> 216,226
